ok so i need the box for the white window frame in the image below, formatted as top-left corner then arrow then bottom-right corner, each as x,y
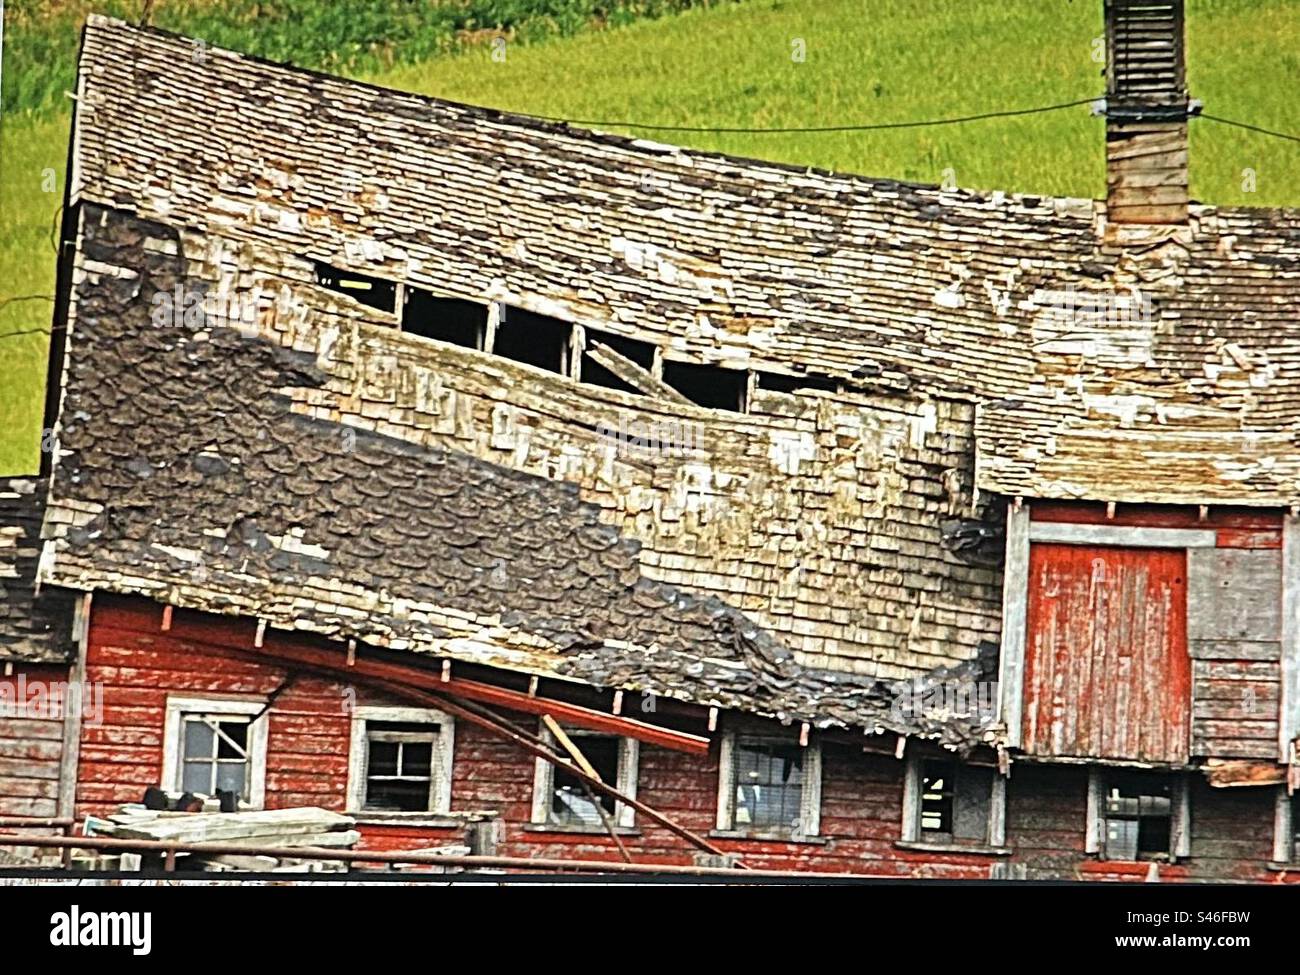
715,731 -> 822,838
900,753 -> 1007,848
162,695 -> 270,809
1085,768 -> 1190,860
346,705 -> 455,817
530,722 -> 638,829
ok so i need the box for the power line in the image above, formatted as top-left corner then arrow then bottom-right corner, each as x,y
1198,113 -> 1300,145
538,96 -> 1101,134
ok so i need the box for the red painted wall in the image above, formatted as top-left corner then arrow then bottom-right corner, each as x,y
1025,543 -> 1190,763
75,594 -> 1288,880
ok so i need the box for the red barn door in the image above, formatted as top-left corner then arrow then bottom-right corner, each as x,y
1023,543 -> 1190,763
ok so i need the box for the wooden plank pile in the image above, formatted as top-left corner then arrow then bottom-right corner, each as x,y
84,805 -> 361,873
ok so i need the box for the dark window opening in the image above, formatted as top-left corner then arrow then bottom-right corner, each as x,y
402,287 -> 487,349
494,306 -> 571,375
582,328 -> 656,395
363,720 -> 439,813
756,371 -> 839,395
1103,774 -> 1172,861
920,760 -> 992,845
314,262 -> 396,313
551,735 -> 619,827
663,360 -> 747,412
733,738 -> 804,831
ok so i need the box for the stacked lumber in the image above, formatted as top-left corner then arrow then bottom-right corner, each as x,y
85,806 -> 360,872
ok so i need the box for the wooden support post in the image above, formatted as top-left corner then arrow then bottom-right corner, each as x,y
999,502 -> 1030,747
1281,514 -> 1300,760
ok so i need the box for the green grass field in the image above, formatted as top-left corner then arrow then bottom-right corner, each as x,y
3,0 -> 1299,474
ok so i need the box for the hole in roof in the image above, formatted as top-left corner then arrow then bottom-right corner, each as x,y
402,287 -> 487,350
494,306 -> 571,375
313,262 -> 396,314
756,371 -> 839,395
662,360 -> 747,412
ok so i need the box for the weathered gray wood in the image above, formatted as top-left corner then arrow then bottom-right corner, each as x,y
988,773 -> 1007,848
1273,786 -> 1292,863
1281,514 -> 1300,759
105,807 -> 355,843
1027,522 -> 1215,548
998,505 -> 1030,748
1189,640 -> 1281,661
899,755 -> 920,842
1187,548 -> 1282,643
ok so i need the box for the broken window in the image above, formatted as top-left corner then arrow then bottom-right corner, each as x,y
165,696 -> 268,807
531,725 -> 639,829
1102,773 -> 1173,861
902,755 -> 1004,849
582,328 -> 656,395
402,287 -> 487,349
313,262 -> 396,313
755,371 -> 839,395
920,760 -> 995,844
181,715 -> 252,799
362,720 -> 442,813
717,733 -> 821,836
662,360 -> 747,412
493,306 -> 571,375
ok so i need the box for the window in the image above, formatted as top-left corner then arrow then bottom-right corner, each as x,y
1087,770 -> 1189,861
530,724 -> 638,829
313,262 -> 396,313
662,360 -> 748,412
162,697 -> 269,807
581,328 -> 656,395
402,287 -> 487,349
347,706 -> 455,816
493,306 -> 572,375
715,732 -> 821,836
901,755 -> 1005,849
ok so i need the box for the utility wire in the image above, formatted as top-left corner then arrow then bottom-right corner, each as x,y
537,96 -> 1101,134
1198,113 -> 1300,146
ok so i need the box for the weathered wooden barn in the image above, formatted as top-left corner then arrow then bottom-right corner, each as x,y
2,3 -> 1300,879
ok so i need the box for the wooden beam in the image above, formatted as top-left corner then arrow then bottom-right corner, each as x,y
542,713 -> 633,863
543,714 -> 599,780
1028,522 -> 1215,548
999,503 -> 1030,748
1281,513 -> 1300,760
242,636 -> 712,755
587,343 -> 692,405
367,676 -> 733,864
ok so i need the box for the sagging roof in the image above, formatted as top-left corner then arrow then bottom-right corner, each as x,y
67,18 -> 1300,507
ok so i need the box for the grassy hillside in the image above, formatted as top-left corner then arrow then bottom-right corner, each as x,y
2,0 -> 1299,474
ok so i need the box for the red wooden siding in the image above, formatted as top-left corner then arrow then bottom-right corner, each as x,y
1024,544 -> 1190,763
65,593 -> 1289,881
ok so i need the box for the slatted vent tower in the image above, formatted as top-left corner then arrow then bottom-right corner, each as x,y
1104,0 -> 1190,224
